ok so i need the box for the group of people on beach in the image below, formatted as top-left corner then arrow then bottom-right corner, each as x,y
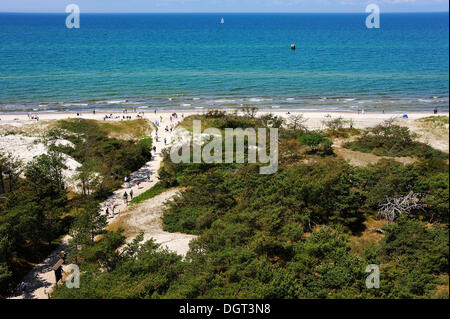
154,113 -> 180,145
27,113 -> 39,121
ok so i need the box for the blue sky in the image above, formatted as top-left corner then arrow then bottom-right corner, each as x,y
0,0 -> 448,13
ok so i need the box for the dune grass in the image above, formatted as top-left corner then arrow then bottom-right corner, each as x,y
97,119 -> 153,140
130,182 -> 166,205
417,116 -> 449,125
52,118 -> 153,140
416,116 -> 449,135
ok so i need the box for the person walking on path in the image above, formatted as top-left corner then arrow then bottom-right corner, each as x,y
125,176 -> 131,188
130,189 -> 134,200
123,191 -> 128,206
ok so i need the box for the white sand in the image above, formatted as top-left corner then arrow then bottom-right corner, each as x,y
0,135 -> 81,185
1,109 -> 447,130
116,189 -> 197,257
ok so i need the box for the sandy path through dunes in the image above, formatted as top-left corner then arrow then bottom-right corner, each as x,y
112,188 -> 197,257
8,113 -> 177,299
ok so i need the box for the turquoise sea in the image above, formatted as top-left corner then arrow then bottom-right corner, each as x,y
0,13 -> 448,112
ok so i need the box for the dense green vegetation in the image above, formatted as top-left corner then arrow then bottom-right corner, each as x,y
53,112 -> 448,299
0,151 -> 71,296
344,120 -> 447,159
0,119 -> 152,297
51,119 -> 153,197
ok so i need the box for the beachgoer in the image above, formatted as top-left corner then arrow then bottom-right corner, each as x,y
130,189 -> 133,199
106,207 -> 109,216
123,192 -> 128,205
434,108 -> 438,114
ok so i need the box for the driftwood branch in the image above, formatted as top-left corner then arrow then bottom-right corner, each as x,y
378,191 -> 423,223
368,228 -> 385,234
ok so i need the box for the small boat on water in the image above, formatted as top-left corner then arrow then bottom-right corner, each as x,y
221,17 -> 225,24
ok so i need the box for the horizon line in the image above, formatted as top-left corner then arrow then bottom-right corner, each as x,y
0,11 -> 449,14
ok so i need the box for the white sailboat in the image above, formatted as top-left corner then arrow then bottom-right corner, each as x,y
220,17 -> 224,24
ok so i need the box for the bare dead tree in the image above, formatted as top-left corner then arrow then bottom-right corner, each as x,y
241,105 -> 258,118
382,117 -> 397,128
288,114 -> 308,131
378,191 -> 423,223
322,116 -> 346,132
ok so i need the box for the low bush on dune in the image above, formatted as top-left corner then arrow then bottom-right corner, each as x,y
344,121 -> 448,159
298,132 -> 334,155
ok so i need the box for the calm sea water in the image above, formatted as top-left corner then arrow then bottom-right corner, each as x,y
0,13 -> 448,113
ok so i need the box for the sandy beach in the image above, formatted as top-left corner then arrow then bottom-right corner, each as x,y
1,109 -> 447,128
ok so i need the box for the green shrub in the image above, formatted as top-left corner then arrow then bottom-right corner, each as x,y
130,183 -> 165,205
345,122 -> 448,159
299,132 -> 333,155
